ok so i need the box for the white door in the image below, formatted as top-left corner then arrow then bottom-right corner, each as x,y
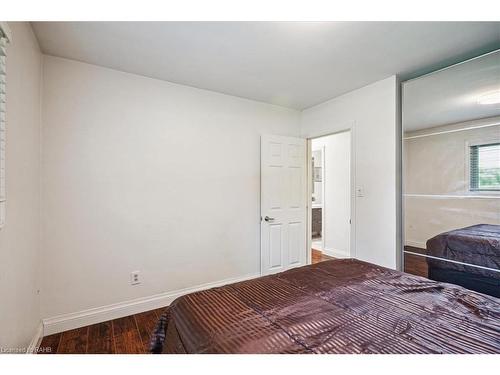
261,134 -> 307,275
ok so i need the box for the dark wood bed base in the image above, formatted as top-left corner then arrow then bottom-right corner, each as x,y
428,266 -> 500,297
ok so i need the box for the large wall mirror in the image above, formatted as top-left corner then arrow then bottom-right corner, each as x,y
402,50 -> 500,297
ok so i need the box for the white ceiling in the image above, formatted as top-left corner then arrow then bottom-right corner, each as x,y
31,22 -> 500,110
403,50 -> 500,132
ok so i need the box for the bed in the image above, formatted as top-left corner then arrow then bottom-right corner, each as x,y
150,259 -> 500,354
426,224 -> 500,297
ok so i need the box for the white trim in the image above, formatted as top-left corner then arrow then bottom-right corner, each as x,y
404,193 -> 500,200
42,272 -> 260,336
404,240 -> 426,249
319,145 -> 326,254
310,145 -> 326,253
468,137 -> 500,147
0,22 -> 12,42
320,144 -> 325,253
26,322 -> 44,354
306,139 -> 312,264
404,117 -> 500,140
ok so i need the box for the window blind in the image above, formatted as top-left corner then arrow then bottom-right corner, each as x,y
470,142 -> 500,191
0,31 -> 6,228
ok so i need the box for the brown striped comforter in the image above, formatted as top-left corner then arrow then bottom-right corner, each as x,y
157,259 -> 500,354
426,224 -> 500,278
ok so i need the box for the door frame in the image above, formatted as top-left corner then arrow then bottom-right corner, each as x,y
311,146 -> 326,251
306,125 -> 356,264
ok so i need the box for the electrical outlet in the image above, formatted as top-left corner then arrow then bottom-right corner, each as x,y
130,271 -> 140,285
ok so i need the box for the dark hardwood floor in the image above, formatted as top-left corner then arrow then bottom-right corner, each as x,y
40,251 -> 334,354
404,246 -> 428,278
39,307 -> 166,354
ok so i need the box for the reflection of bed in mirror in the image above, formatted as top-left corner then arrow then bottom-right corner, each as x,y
425,224 -> 500,297
402,49 -> 500,298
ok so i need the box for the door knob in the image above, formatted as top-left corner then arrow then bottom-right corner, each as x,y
264,216 -> 275,222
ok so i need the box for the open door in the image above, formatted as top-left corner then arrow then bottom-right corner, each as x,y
261,134 -> 307,275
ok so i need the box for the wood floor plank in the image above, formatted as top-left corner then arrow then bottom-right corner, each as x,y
134,310 -> 159,353
312,249 -> 334,264
58,327 -> 89,354
112,316 -> 145,354
404,253 -> 428,278
37,307 -> 166,354
153,307 -> 167,318
87,321 -> 115,354
39,333 -> 61,354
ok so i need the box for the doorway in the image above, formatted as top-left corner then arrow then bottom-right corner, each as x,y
309,130 -> 352,264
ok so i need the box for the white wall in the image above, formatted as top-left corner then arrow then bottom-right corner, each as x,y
301,76 -> 399,269
312,131 -> 351,258
404,117 -> 500,248
0,40 -> 399,334
0,22 -> 42,349
40,56 -> 301,319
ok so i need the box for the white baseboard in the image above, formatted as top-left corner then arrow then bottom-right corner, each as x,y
42,272 -> 260,336
26,322 -> 44,354
405,240 -> 426,250
323,247 -> 350,259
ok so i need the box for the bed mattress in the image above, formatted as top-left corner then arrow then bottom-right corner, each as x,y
426,224 -> 500,279
151,259 -> 500,354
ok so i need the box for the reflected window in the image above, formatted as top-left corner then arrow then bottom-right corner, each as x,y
469,142 -> 500,191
